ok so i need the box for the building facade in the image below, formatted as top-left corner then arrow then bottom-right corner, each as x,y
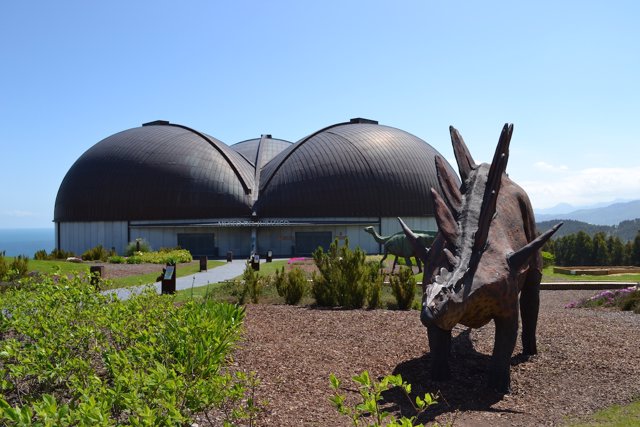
54,118 -> 458,258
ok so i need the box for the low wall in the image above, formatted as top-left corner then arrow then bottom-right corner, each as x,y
553,266 -> 640,276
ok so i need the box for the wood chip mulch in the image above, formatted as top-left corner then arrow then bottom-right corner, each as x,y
229,290 -> 640,426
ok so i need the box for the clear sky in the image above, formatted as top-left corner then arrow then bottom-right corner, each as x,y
1,1 -> 638,228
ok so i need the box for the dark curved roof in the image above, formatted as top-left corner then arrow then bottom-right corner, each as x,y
54,123 -> 254,221
231,136 -> 292,169
255,120 -> 459,217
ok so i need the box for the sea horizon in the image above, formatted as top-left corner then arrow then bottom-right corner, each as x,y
0,227 -> 55,257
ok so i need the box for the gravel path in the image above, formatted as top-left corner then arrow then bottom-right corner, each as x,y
230,290 -> 640,426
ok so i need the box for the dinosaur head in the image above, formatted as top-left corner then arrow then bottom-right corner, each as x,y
364,226 -> 375,234
399,124 -> 562,331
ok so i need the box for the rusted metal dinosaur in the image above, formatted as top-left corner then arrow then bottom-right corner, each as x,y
399,124 -> 562,393
363,226 -> 436,273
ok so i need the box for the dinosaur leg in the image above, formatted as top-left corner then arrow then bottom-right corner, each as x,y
392,256 -> 398,273
489,314 -> 518,394
380,252 -> 388,270
405,256 -> 413,271
416,257 -> 422,273
427,325 -> 452,381
520,267 -> 541,355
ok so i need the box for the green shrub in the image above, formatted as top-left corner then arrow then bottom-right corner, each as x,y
3,255 -> 30,282
274,266 -> 308,305
390,266 -> 417,310
126,255 -> 142,264
81,244 -> 109,261
0,274 -> 253,425
49,248 -> 75,259
126,238 -> 152,256
366,261 -> 382,309
329,370 -> 438,426
235,262 -> 267,304
33,249 -> 48,260
618,289 -> 640,314
108,255 -> 125,264
130,249 -> 193,264
541,251 -> 555,269
0,251 -> 8,281
312,238 -> 371,309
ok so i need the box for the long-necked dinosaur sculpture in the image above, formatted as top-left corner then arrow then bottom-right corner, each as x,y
364,226 -> 436,273
399,124 -> 562,393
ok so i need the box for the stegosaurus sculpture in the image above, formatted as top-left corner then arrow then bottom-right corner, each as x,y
400,124 -> 562,393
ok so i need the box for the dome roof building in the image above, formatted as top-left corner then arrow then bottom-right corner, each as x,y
54,121 -> 254,221
255,118 -> 456,218
54,118 -> 456,257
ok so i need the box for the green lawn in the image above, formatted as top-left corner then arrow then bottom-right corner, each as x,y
565,400 -> 640,426
4,257 -> 224,290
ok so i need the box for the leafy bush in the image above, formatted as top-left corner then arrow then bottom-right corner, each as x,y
125,238 -> 152,256
235,262 -> 267,304
33,249 -> 48,260
366,261 -> 382,309
0,274 -> 253,425
565,286 -> 640,314
81,244 -> 111,261
541,251 -> 555,269
50,248 -> 75,260
274,266 -> 308,305
108,255 -> 125,264
126,255 -> 142,264
0,253 -> 29,282
312,238 -> 373,309
390,266 -> 417,310
329,371 -> 438,427
618,289 -> 640,314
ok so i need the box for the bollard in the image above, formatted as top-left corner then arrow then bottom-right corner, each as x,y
199,256 -> 208,272
89,265 -> 104,289
251,254 -> 260,271
266,250 -> 273,262
226,251 -> 233,262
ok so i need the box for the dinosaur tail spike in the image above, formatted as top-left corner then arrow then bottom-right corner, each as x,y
397,217 -> 430,261
450,126 -> 476,185
508,222 -> 564,270
430,188 -> 459,246
435,155 -> 462,218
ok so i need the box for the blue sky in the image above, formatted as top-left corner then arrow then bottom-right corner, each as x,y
1,1 -> 638,228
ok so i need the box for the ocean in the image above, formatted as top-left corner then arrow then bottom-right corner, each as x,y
0,228 -> 55,257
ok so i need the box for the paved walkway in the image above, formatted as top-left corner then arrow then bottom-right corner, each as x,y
106,259 -> 248,300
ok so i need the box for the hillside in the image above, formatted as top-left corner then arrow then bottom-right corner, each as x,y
536,199 -> 640,225
537,218 -> 640,241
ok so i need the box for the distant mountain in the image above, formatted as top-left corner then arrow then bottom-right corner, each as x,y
537,218 -> 640,242
535,199 -> 640,226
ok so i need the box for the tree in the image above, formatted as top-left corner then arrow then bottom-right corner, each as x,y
632,231 -> 640,266
574,231 -> 593,265
607,236 -> 626,266
591,232 -> 610,266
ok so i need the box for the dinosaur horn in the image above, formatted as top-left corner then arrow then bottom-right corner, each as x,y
508,222 -> 563,270
435,155 -> 462,217
431,188 -> 459,246
450,126 -> 476,184
472,124 -> 512,254
397,217 -> 429,261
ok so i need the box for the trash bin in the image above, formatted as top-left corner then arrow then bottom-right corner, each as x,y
199,256 -> 208,272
